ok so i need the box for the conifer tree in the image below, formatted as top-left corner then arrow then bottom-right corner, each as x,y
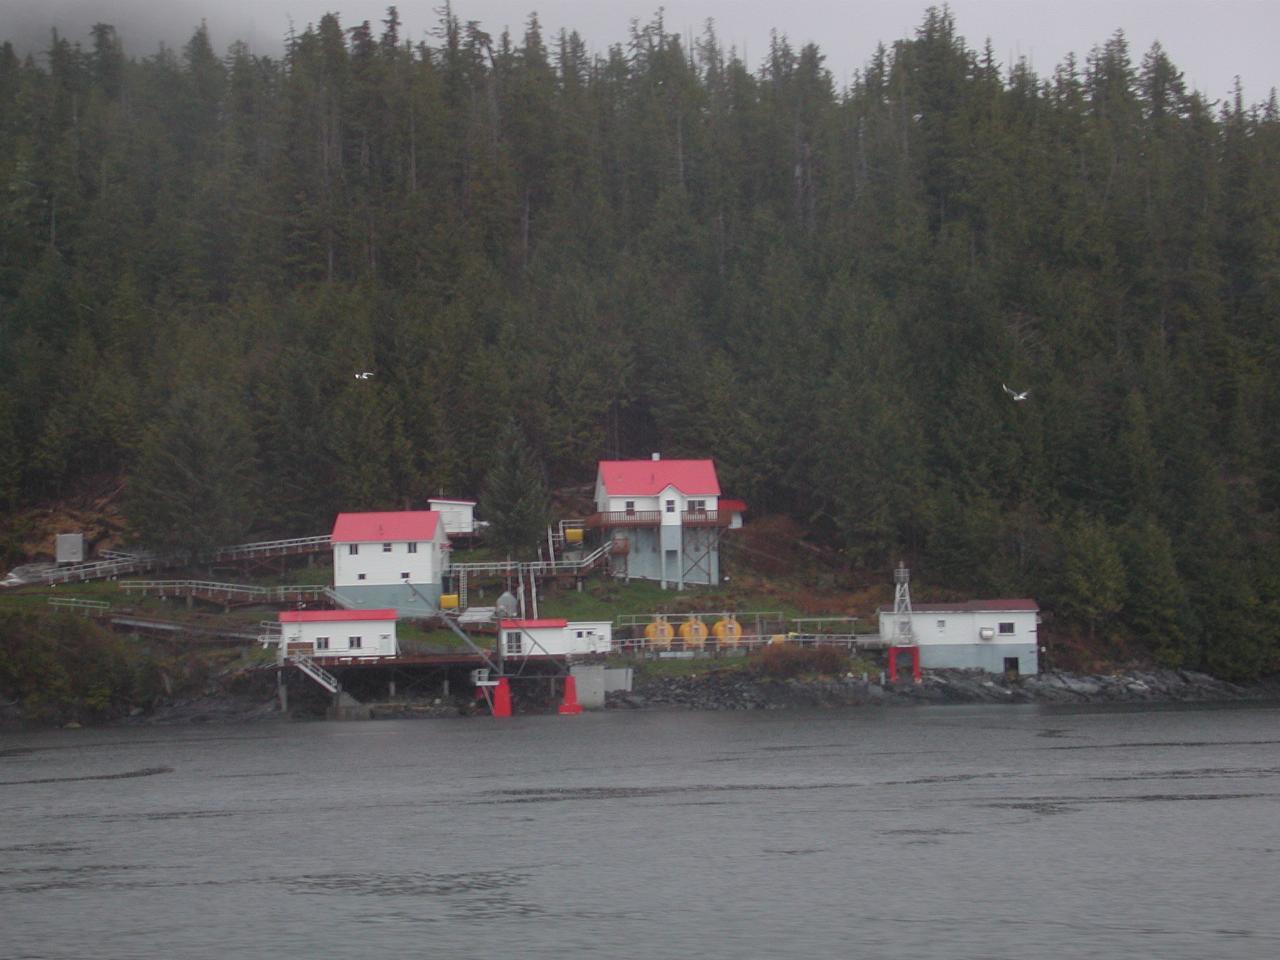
479,420 -> 549,557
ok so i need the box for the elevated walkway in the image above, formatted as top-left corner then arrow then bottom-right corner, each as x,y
121,579 -> 329,607
11,535 -> 331,587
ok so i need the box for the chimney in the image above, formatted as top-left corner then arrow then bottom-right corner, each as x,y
651,452 -> 661,461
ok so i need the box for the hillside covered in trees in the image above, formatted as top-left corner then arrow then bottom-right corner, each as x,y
1,6 -> 1278,677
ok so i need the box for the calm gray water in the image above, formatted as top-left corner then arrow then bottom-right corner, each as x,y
3,703 -> 1280,960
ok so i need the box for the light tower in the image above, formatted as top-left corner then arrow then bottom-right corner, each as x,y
892,561 -> 915,645
888,561 -> 921,683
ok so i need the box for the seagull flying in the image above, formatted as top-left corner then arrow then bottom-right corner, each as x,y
354,371 -> 375,380
1002,383 -> 1030,401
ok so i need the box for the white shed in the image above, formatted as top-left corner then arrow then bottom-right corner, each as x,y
428,498 -> 479,536
877,600 -> 1040,675
278,609 -> 398,659
499,619 -> 613,658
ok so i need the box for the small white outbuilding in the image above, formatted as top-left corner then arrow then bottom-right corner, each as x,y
498,619 -> 613,658
278,609 -> 399,659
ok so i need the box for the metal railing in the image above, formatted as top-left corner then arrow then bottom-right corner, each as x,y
451,542 -> 613,578
615,610 -> 785,628
47,596 -> 110,613
611,633 -> 868,655
289,654 -> 341,693
582,510 -> 662,528
14,535 -> 331,587
120,580 -> 329,603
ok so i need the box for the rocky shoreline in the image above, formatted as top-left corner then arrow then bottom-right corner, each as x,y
8,667 -> 1277,729
607,667 -> 1280,711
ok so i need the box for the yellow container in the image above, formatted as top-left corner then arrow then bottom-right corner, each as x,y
712,616 -> 742,647
679,616 -> 708,649
439,593 -> 459,610
644,617 -> 674,648
565,527 -> 584,544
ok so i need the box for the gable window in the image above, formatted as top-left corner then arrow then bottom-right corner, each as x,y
665,499 -> 676,513
998,622 -> 1015,635
349,544 -> 359,556
408,542 -> 418,554
315,637 -> 330,650
382,542 -> 392,553
348,636 -> 363,649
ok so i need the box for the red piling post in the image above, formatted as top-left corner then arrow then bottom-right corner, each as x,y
887,646 -> 899,684
558,675 -> 583,715
493,677 -> 512,718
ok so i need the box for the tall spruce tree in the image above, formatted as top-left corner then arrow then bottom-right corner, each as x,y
479,420 -> 549,557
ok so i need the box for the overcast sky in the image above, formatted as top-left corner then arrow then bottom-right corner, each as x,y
8,1 -> 1278,104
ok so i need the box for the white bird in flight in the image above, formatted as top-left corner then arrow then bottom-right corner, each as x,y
1003,383 -> 1030,401
354,371 -> 375,380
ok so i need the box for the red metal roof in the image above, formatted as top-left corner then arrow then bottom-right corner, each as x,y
878,600 -> 1039,613
331,511 -> 440,543
279,609 -> 398,623
598,459 -> 721,497
719,499 -> 748,513
500,618 -> 569,629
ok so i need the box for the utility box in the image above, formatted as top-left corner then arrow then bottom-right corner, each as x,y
55,533 -> 85,565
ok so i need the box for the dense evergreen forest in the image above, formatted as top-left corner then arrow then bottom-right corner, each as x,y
1,6 -> 1279,677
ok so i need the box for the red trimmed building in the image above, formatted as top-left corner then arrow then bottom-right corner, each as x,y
585,455 -> 745,589
331,511 -> 450,614
278,608 -> 399,658
498,618 -> 613,658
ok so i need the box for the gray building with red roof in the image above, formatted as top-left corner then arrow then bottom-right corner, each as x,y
585,455 -> 745,589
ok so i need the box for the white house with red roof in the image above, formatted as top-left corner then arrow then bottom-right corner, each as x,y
585,455 -> 745,589
330,511 -> 450,614
278,609 -> 399,659
876,599 -> 1040,675
498,618 -> 613,658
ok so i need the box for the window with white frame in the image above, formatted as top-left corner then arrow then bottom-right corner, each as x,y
357,573 -> 366,581
315,637 -> 330,650
998,622 -> 1015,635
689,499 -> 706,512
665,499 -> 675,513
382,542 -> 392,553
937,619 -> 946,632
348,636 -> 363,649
349,544 -> 359,555
408,542 -> 418,554
401,571 -> 410,579
505,631 -> 524,655
625,500 -> 635,515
